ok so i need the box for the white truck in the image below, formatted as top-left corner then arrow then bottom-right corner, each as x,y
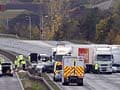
110,45 -> 120,72
62,56 -> 85,86
72,44 -> 113,73
52,43 -> 72,81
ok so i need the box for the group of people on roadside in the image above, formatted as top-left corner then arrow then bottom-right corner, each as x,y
14,55 -> 26,71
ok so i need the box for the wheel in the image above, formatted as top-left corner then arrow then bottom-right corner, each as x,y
77,78 -> 83,86
53,76 -> 57,82
107,72 -> 112,74
10,74 -> 13,77
62,78 -> 68,85
62,82 -> 68,85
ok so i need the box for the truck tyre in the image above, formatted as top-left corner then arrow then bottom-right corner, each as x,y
53,76 -> 57,82
107,72 -> 112,74
62,79 -> 68,85
62,82 -> 68,85
77,78 -> 83,86
10,74 -> 13,77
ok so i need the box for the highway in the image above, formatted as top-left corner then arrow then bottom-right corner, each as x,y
0,38 -> 120,90
48,73 -> 120,90
92,0 -> 113,10
0,54 -> 22,90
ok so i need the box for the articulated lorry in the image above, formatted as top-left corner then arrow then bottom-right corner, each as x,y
72,45 -> 113,73
62,56 -> 85,86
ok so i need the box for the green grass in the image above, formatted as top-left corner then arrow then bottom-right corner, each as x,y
18,72 -> 49,90
42,73 -> 60,90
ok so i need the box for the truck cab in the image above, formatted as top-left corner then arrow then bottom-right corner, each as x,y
93,47 -> 113,73
52,44 -> 72,81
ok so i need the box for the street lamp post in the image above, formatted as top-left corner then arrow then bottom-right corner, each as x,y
40,15 -> 48,40
26,16 -> 32,40
6,18 -> 9,31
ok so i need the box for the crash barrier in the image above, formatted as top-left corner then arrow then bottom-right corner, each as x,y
16,72 -> 25,90
27,71 -> 54,90
0,33 -> 19,39
0,49 -> 54,90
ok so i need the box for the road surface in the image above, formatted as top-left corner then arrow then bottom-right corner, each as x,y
0,54 -> 22,90
0,38 -> 120,90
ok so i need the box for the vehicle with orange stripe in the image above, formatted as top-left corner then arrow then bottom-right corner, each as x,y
62,56 -> 85,86
52,43 -> 72,81
53,61 -> 62,81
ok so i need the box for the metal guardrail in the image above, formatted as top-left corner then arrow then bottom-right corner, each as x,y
0,49 -> 54,90
27,71 -> 54,90
0,34 -> 19,39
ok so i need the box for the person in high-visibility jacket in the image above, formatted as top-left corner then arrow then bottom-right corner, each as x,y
16,55 -> 25,67
18,55 -> 24,64
95,63 -> 99,70
14,59 -> 20,70
0,57 -> 4,65
21,60 -> 26,70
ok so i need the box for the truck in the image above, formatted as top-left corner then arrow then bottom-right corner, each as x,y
110,45 -> 120,72
52,43 -> 72,81
62,56 -> 85,86
72,44 -> 113,73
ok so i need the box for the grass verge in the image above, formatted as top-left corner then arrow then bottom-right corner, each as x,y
42,73 -> 60,90
18,72 -> 49,90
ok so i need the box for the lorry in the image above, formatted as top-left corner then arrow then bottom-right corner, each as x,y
62,56 -> 85,86
72,44 -> 113,73
110,45 -> 120,72
0,62 -> 13,76
52,43 -> 72,81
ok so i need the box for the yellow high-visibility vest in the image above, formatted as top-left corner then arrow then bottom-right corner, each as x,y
14,60 -> 18,65
0,57 -> 4,64
21,60 -> 26,65
95,63 -> 99,70
14,60 -> 20,67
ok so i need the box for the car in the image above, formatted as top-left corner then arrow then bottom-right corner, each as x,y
38,54 -> 54,73
112,64 -> 120,73
1,62 -> 14,76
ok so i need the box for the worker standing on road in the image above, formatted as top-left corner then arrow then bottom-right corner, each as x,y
16,54 -> 26,70
95,63 -> 99,70
14,59 -> 18,70
14,58 -> 20,70
0,57 -> 4,73
21,59 -> 26,70
0,57 -> 4,65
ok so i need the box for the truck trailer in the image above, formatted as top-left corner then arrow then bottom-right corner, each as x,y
72,44 -> 113,73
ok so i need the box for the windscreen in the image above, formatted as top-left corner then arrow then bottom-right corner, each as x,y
56,65 -> 62,70
97,55 -> 113,61
39,56 -> 49,62
55,55 -> 63,61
